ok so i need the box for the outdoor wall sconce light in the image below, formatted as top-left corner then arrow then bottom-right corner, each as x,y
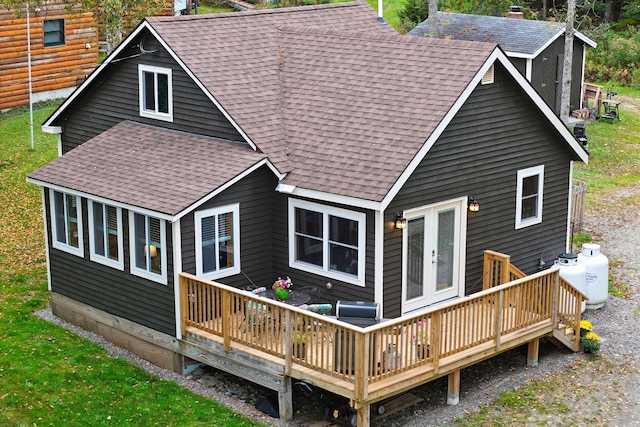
468,197 -> 480,212
395,213 -> 407,229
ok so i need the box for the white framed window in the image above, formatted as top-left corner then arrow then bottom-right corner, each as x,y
288,199 -> 365,286
195,204 -> 240,279
138,64 -> 173,122
50,189 -> 83,257
88,201 -> 124,270
516,165 -> 545,229
129,211 -> 167,284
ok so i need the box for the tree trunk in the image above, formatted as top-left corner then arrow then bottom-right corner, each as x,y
428,0 -> 439,38
559,0 -> 576,125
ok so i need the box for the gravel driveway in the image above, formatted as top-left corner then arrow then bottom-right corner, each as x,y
36,100 -> 640,427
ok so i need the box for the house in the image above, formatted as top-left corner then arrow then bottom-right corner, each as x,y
0,1 -> 98,110
407,9 -> 597,116
27,1 -> 588,422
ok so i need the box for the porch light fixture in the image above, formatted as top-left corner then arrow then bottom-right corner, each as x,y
394,213 -> 407,229
468,197 -> 480,212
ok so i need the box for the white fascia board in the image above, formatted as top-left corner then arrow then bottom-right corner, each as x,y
276,185 -> 382,211
26,177 -> 174,222
172,158 -> 273,221
531,29 -> 565,58
494,50 -> 588,164
575,31 -> 597,48
42,125 -> 62,134
142,24 -> 258,152
504,51 -> 534,60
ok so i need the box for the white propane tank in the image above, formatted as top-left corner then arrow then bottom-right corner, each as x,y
555,253 -> 586,313
577,243 -> 609,309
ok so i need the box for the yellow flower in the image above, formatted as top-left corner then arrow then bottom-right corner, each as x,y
580,320 -> 593,331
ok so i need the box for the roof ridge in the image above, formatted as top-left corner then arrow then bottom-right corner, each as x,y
146,0 -> 368,22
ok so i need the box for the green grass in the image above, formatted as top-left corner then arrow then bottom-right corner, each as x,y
0,103 -> 266,427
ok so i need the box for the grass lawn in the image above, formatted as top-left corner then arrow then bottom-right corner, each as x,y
0,103 -> 266,427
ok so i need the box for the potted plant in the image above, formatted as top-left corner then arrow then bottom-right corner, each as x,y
580,331 -> 601,353
272,276 -> 293,301
412,319 -> 430,360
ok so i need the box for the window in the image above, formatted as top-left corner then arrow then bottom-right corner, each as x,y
516,165 -> 544,229
44,19 -> 65,47
138,64 -> 173,122
289,200 -> 365,286
50,189 -> 83,256
129,212 -> 167,284
195,205 -> 240,279
89,201 -> 123,269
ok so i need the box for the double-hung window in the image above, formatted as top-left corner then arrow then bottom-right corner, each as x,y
129,212 -> 166,284
44,19 -> 65,47
516,165 -> 544,229
138,64 -> 173,122
50,189 -> 83,256
289,200 -> 365,286
195,205 -> 240,279
89,201 -> 123,269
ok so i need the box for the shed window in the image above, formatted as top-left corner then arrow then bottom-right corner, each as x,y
89,201 -> 123,270
138,64 -> 173,122
129,212 -> 167,284
44,19 -> 65,47
195,205 -> 240,279
515,165 -> 544,229
289,199 -> 365,286
50,189 -> 83,257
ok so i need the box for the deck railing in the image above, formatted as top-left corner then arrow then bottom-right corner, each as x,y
179,257 -> 585,404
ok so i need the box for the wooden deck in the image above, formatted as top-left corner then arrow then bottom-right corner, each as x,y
177,252 -> 586,427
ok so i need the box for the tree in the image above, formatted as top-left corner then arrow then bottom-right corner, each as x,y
560,0 -> 576,125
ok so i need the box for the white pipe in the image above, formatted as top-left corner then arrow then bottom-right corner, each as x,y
27,3 -> 35,150
378,0 -> 383,18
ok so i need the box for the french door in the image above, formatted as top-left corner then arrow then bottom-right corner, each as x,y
402,198 -> 467,314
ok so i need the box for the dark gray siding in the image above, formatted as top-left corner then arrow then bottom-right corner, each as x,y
54,30 -> 244,153
530,35 -> 585,115
44,190 -> 177,335
383,62 -> 580,317
267,193 -> 376,304
181,166 -> 277,288
509,57 -> 526,76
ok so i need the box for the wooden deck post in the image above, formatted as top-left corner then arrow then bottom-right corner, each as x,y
447,369 -> 460,405
527,338 -> 539,366
356,403 -> 371,427
278,376 -> 293,421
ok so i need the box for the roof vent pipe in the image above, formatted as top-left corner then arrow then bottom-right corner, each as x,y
507,5 -> 524,19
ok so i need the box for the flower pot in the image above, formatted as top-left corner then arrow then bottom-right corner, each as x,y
276,288 -> 289,300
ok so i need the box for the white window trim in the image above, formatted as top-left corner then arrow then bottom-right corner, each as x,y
88,200 -> 124,270
515,165 -> 545,229
49,189 -> 83,257
288,199 -> 366,287
138,64 -> 173,122
128,211 -> 167,285
194,204 -> 241,280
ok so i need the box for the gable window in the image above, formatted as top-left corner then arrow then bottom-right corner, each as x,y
50,189 -> 83,256
516,165 -> 544,229
195,205 -> 240,279
138,64 -> 173,122
289,200 -> 365,286
129,212 -> 167,284
481,64 -> 494,85
89,201 -> 123,270
44,19 -> 65,47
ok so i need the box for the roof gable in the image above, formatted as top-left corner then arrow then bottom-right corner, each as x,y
407,12 -> 596,57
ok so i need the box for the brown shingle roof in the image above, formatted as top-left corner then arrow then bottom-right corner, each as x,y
145,2 -> 495,203
28,121 -> 267,216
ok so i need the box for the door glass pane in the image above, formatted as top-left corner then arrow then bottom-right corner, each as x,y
406,217 -> 424,300
436,209 -> 455,292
